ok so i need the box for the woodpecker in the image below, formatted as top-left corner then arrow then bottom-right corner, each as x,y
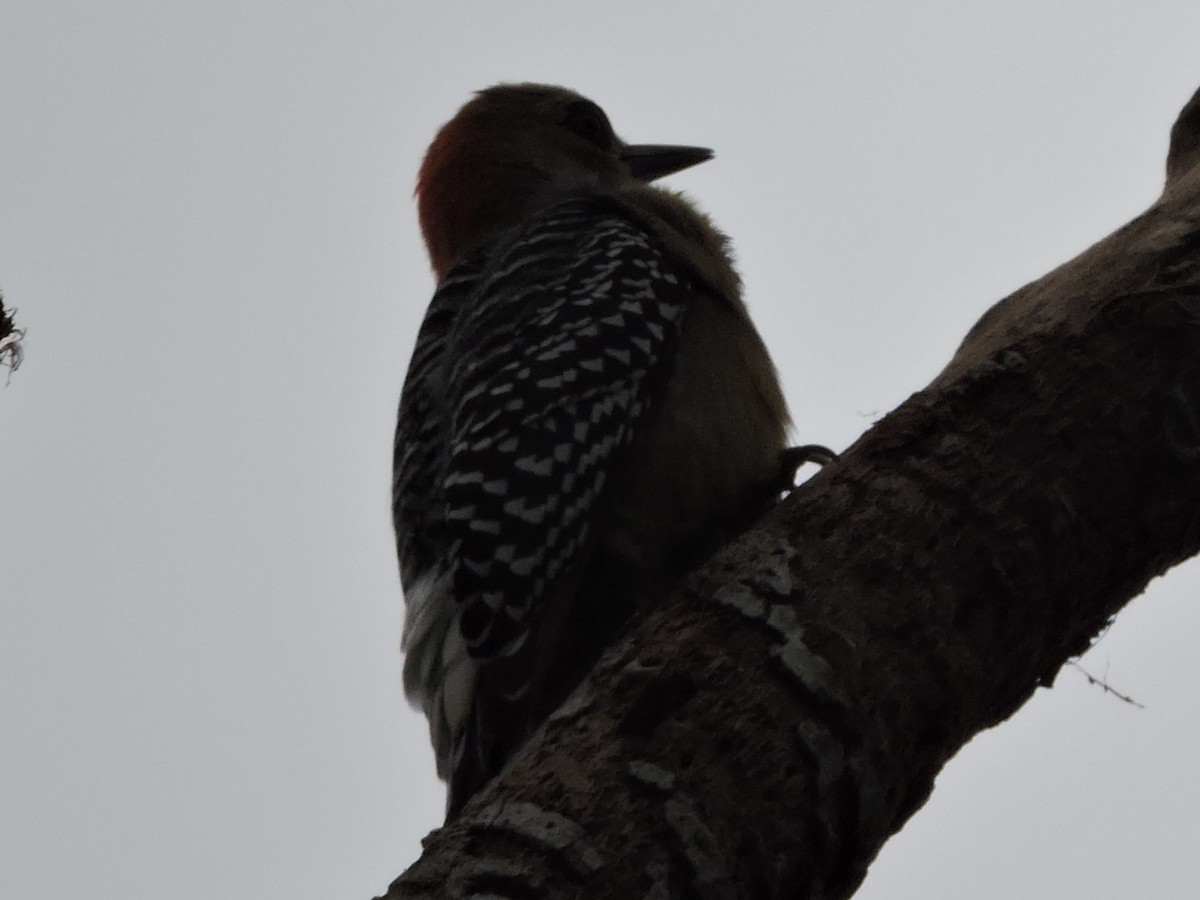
395,83 -> 793,818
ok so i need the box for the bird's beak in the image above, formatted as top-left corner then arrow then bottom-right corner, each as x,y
620,144 -> 714,182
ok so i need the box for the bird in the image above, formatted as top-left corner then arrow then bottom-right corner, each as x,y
393,83 -> 800,818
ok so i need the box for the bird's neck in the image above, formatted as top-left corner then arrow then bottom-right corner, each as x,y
417,118 -> 548,281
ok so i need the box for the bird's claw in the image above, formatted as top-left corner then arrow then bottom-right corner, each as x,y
778,443 -> 838,492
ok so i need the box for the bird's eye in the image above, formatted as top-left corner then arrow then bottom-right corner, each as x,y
563,100 -> 614,151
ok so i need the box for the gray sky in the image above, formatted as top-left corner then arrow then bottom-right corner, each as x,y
3,3 -> 1200,897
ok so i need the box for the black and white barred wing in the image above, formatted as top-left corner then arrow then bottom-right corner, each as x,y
393,198 -> 693,779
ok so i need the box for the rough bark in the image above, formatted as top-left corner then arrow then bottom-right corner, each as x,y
379,85 -> 1200,900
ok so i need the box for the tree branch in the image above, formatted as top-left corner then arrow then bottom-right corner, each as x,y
0,290 -> 24,381
379,85 -> 1200,900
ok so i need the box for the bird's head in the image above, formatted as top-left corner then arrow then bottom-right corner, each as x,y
416,83 -> 712,280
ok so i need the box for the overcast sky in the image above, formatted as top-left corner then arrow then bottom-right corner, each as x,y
4,3 -> 1200,898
